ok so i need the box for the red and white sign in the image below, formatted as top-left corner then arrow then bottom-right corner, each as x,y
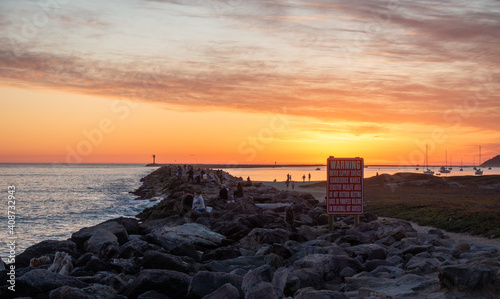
326,157 -> 364,215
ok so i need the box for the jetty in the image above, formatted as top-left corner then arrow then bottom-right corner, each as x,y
4,166 -> 499,298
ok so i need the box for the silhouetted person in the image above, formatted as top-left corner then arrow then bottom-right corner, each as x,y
219,185 -> 229,200
234,182 -> 244,198
246,176 -> 252,186
284,205 -> 295,231
308,173 -> 311,181
302,174 -> 306,182
187,168 -> 194,182
179,190 -> 193,217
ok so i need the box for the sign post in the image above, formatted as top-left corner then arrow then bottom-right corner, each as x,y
326,156 -> 364,225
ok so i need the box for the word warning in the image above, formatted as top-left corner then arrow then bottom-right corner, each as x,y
326,157 -> 364,215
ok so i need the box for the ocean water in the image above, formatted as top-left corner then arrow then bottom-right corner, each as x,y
222,165 -> 500,182
0,164 -> 157,261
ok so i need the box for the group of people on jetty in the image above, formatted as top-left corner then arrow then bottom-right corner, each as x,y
168,165 -> 251,216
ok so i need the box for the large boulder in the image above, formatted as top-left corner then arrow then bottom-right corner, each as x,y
81,284 -> 117,299
141,250 -> 191,273
239,228 -> 290,251
118,239 -> 158,258
84,229 -> 120,258
17,269 -> 88,297
16,240 -> 79,268
201,283 -> 240,299
293,254 -> 364,281
188,271 -> 243,298
205,256 -> 266,273
438,264 -> 498,291
294,287 -> 348,299
49,286 -> 89,299
123,269 -> 191,299
152,223 -> 226,249
71,221 -> 129,250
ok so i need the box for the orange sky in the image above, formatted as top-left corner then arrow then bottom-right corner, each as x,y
1,1 -> 499,165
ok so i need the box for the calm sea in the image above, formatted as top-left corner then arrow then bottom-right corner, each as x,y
0,164 -> 157,261
222,165 -> 500,182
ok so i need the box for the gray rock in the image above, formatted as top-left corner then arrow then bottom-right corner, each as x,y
246,281 -> 279,299
298,225 -> 316,241
141,250 -> 190,273
294,268 -> 325,289
438,264 -> 497,291
370,265 -> 405,278
188,271 -> 243,298
118,239 -> 157,258
171,241 -> 202,262
345,244 -> 387,261
202,246 -> 241,262
402,244 -> 434,256
242,270 -> 262,294
376,222 -> 414,241
201,283 -> 240,299
152,223 -> 226,248
363,259 -> 394,272
205,256 -> 266,272
239,228 -> 290,251
342,228 -> 374,245
406,257 -> 440,275
72,221 -> 129,249
136,290 -> 170,299
81,284 -> 117,299
16,240 -> 79,268
293,254 -> 364,281
265,253 -> 284,268
84,229 -> 120,257
339,267 -> 356,280
123,269 -> 191,299
18,269 -> 88,297
50,286 -> 89,299
294,287 -> 348,299
346,274 -> 436,298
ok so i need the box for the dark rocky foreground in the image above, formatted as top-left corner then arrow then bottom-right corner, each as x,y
2,166 -> 499,299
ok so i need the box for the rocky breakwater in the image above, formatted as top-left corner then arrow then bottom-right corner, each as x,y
1,165 -> 499,298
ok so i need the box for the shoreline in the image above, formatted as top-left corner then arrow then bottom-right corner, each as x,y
6,167 -> 499,298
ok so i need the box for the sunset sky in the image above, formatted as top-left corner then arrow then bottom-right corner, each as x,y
1,0 -> 499,165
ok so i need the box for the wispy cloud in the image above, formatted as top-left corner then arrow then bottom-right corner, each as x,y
1,0 -> 499,134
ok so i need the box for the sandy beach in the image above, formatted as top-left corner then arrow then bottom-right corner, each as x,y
256,180 -> 327,201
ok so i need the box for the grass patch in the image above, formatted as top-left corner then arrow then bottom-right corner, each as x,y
364,173 -> 500,237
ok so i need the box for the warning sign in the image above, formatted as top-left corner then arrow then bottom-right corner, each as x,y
326,157 -> 364,215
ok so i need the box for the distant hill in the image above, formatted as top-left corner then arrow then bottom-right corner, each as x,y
481,155 -> 500,167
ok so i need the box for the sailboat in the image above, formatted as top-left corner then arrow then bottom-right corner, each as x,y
439,150 -> 451,173
423,144 -> 434,175
448,156 -> 453,170
475,146 -> 483,176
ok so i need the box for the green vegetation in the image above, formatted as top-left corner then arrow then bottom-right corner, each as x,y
301,173 -> 500,238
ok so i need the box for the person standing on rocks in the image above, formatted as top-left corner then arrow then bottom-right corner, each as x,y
192,191 -> 205,212
302,174 -> 306,182
177,166 -> 182,180
179,190 -> 194,217
234,182 -> 244,198
308,173 -> 311,181
219,185 -> 229,201
187,167 -> 194,182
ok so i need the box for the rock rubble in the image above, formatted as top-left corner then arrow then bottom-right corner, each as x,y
1,166 -> 499,298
